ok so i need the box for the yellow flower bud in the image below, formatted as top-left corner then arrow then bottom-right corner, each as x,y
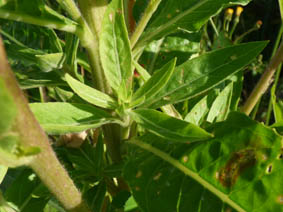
236,6 -> 244,16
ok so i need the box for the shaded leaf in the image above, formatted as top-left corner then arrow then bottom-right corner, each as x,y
30,103 -> 117,134
136,0 -> 251,46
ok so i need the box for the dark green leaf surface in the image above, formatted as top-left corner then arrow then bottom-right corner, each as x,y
84,181 -> 106,212
130,109 -> 213,142
65,74 -> 118,109
124,112 -> 283,212
135,0 -> 251,46
30,103 -> 117,134
141,42 -> 267,109
100,0 -> 132,102
132,58 -> 176,107
0,0 -> 78,30
4,169 -> 50,212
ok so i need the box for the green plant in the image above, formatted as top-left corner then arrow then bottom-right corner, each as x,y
0,0 -> 282,212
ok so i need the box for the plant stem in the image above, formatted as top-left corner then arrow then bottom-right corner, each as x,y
0,38 -> 90,212
210,18 -> 219,37
265,24 -> 283,124
126,139 -> 246,212
241,42 -> 283,115
0,9 -> 79,34
130,0 -> 162,49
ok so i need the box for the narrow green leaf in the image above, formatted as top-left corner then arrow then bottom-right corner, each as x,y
100,0 -> 132,102
135,0 -> 251,47
279,0 -> 283,21
130,109 -> 213,142
131,58 -> 176,107
0,0 -> 78,33
207,82 -> 233,123
142,41 -> 267,109
65,73 -> 118,109
30,103 -> 117,134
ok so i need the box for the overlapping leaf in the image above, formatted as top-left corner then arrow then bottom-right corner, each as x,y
124,112 -> 283,212
135,0 -> 251,47
140,41 -> 267,109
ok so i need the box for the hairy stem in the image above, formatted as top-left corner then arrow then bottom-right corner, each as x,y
126,139 -> 245,212
0,38 -> 90,212
130,0 -> 162,49
241,42 -> 283,115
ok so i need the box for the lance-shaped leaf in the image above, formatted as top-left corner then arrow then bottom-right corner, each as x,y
141,41 -> 267,109
0,0 -> 78,33
100,0 -> 132,102
124,112 -> 283,212
65,73 -> 118,109
131,58 -> 176,107
135,0 -> 251,47
207,82 -> 233,123
30,103 -> 118,134
130,109 -> 212,142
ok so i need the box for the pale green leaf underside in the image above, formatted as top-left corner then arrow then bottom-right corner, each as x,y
142,41 -> 267,109
30,103 -> 117,134
100,0 -> 132,102
130,109 -> 213,142
65,73 -> 118,109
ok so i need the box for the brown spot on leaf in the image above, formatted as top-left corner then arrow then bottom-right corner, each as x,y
136,170 -> 142,178
182,155 -> 189,163
135,186 -> 140,191
276,195 -> 283,204
153,172 -> 162,181
219,149 -> 256,187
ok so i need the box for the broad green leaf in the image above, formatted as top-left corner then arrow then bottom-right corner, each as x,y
0,78 -> 17,134
65,73 -> 118,109
141,41 -> 267,109
130,109 -> 213,142
135,0 -> 252,47
4,169 -> 50,212
131,58 -> 176,107
100,0 -> 132,102
30,103 -> 117,134
125,112 -> 283,212
207,82 -> 233,123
